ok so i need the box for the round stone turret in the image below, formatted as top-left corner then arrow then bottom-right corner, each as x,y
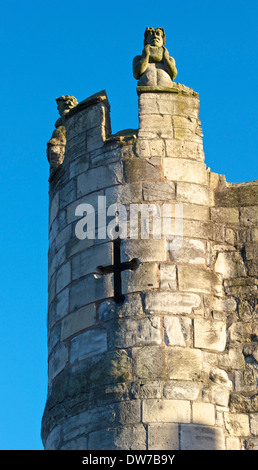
42,36 -> 258,451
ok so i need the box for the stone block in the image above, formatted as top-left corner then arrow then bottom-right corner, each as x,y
167,347 -> 203,380
144,291 -> 201,314
234,369 -> 257,394
156,96 -> 175,115
49,209 -> 67,245
177,203 -> 210,221
138,98 -> 158,116
49,245 -> 66,281
67,236 -> 95,258
173,115 -> 197,131
224,413 -> 250,436
178,265 -> 220,295
90,147 -> 121,168
211,297 -> 237,313
211,207 -> 239,225
105,183 -> 142,206
203,384 -> 230,407
164,317 -> 191,347
170,238 -> 205,264
86,125 -> 105,152
83,103 -> 106,130
49,191 -> 59,227
163,381 -> 200,401
194,319 -> 226,352
77,163 -> 123,197
122,262 -> 159,295
70,327 -> 107,363
69,156 -> 89,179
235,227 -> 258,244
129,203 -> 162,239
163,159 -> 208,185
165,140 -> 204,161
240,206 -> 258,226
56,261 -> 71,294
218,348 -> 245,370
116,294 -> 143,318
60,179 -> 77,209
138,113 -> 173,137
142,181 -> 175,201
70,273 -> 113,311
48,342 -> 68,383
48,324 -> 61,355
209,368 -> 232,387
130,381 -> 162,399
48,273 -> 56,306
159,264 -> 177,290
66,114 -> 83,140
215,251 -> 247,278
71,242 -> 113,280
109,317 -> 161,349
44,425 -> 62,450
90,349 -> 133,385
250,414 -> 258,436
192,402 -> 215,426
65,137 -> 86,162
121,239 -> 167,263
172,95 -> 199,118
112,401 -> 141,426
52,287 -> 70,322
148,423 -> 179,450
61,406 -> 116,442
67,190 -> 104,224
61,437 -> 87,450
142,399 -> 190,423
180,424 -> 225,450
177,182 -> 211,206
228,322 -> 252,343
136,139 -> 165,158
123,157 -> 161,183
88,424 -> 147,450
56,224 -> 72,250
132,346 -> 167,379
98,294 -> 143,321
181,219 -> 213,240
226,437 -> 240,450
174,127 -> 202,143
61,303 -> 96,340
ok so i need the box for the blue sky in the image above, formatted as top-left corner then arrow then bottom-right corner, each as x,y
0,0 -> 257,449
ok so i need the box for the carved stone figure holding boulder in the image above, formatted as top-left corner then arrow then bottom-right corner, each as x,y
133,27 -> 177,87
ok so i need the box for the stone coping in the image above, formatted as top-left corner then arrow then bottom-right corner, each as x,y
137,84 -> 199,97
65,90 -> 110,120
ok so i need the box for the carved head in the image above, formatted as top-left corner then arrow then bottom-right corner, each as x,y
144,27 -> 165,47
56,95 -> 78,117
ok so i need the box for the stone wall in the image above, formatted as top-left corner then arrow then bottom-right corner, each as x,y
42,85 -> 258,450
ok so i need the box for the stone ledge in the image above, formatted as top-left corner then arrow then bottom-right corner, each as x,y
137,83 -> 199,97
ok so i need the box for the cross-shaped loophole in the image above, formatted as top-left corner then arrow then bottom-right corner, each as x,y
97,233 -> 139,304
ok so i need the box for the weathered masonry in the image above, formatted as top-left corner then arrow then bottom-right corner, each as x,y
42,28 -> 258,450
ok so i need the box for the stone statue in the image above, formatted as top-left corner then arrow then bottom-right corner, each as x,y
47,95 -> 78,170
55,95 -> 78,128
133,27 -> 177,87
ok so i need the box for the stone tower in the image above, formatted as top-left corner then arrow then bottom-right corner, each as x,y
42,28 -> 258,450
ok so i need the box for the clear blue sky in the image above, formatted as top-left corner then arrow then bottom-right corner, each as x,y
0,0 -> 257,450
